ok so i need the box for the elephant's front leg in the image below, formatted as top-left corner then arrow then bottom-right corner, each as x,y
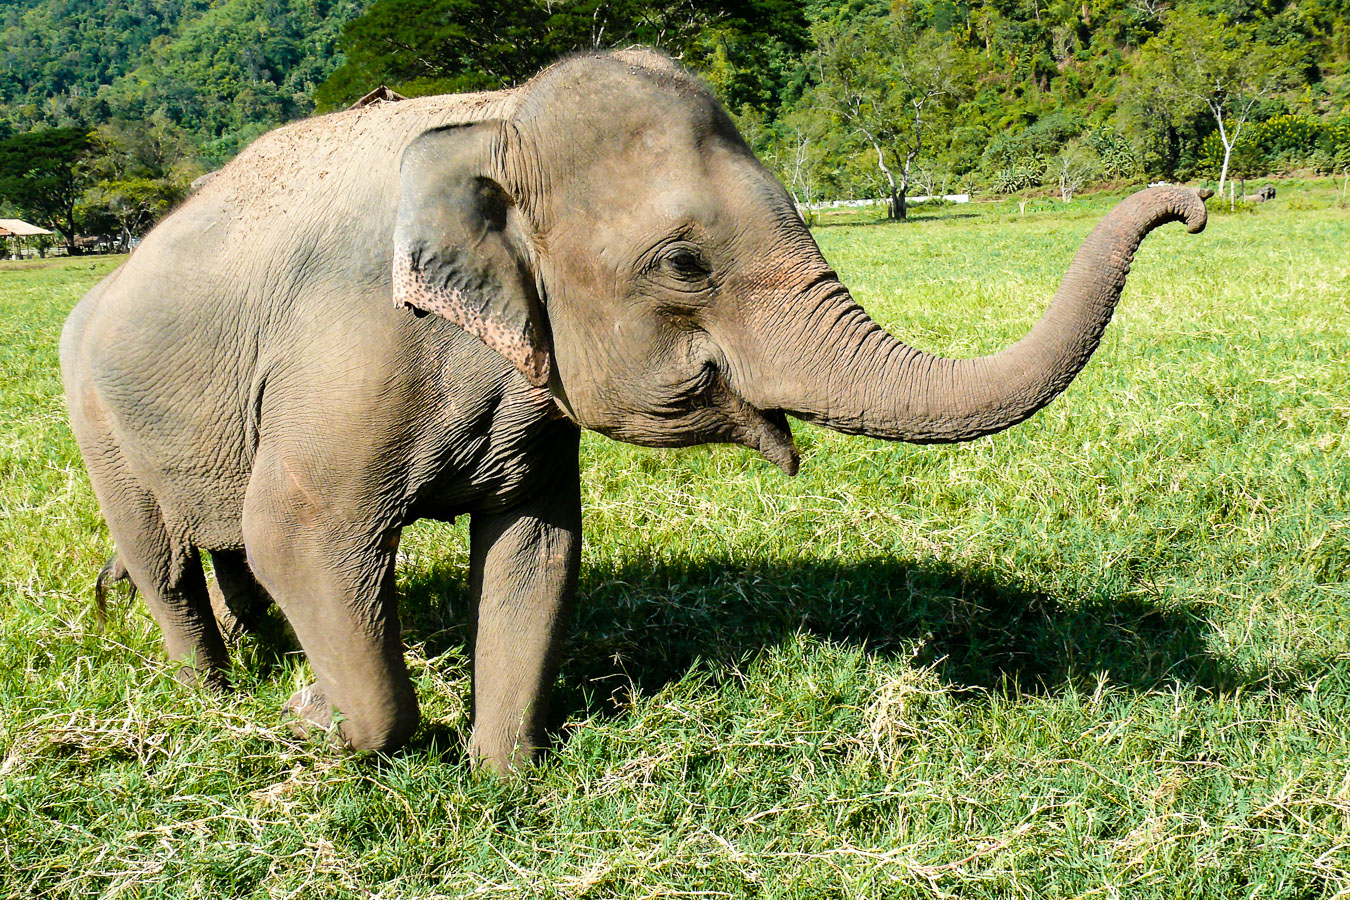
242,446 -> 419,752
467,451 -> 581,773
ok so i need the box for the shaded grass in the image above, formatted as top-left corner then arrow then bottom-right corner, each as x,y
1,182 -> 1348,898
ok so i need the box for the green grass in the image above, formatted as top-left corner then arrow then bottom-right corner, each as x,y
2,182 -> 1348,898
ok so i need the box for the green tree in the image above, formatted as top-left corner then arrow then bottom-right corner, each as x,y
762,103 -> 831,223
313,0 -> 807,113
313,0 -> 552,107
1051,138 -> 1102,201
79,115 -> 199,248
811,12 -> 970,219
1126,5 -> 1299,197
80,177 -> 184,250
0,126 -> 93,253
0,0 -> 367,159
86,114 -> 200,185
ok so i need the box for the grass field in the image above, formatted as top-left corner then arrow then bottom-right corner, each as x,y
2,182 -> 1348,898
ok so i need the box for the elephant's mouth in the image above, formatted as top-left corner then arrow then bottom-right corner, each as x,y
719,386 -> 799,476
752,407 -> 799,475
547,370 -> 799,474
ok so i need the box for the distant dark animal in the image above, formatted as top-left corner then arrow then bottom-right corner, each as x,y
1244,185 -> 1277,202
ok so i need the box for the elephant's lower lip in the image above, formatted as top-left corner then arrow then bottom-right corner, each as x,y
581,388 -> 798,474
755,408 -> 799,476
718,383 -> 798,475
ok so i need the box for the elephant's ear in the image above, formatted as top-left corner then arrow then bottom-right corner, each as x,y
393,122 -> 549,386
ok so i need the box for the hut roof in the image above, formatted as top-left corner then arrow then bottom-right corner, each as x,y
349,85 -> 407,109
0,219 -> 53,237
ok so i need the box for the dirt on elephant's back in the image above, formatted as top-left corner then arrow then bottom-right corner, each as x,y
194,89 -> 523,222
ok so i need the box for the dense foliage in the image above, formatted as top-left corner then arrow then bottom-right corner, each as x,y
0,0 -> 1347,244
312,0 -> 809,113
0,0 -> 369,251
0,0 -> 368,159
0,126 -> 90,253
313,0 -> 1350,210
769,0 -> 1350,205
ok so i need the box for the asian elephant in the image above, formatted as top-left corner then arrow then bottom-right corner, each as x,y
60,49 -> 1209,772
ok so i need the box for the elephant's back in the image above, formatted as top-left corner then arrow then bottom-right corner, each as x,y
122,87 -> 525,312
82,87 -> 526,406
177,89 -> 521,257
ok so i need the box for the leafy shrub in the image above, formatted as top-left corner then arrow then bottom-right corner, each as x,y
1020,111 -> 1085,153
1082,127 -> 1141,180
1049,138 -> 1102,201
1210,198 -> 1259,215
991,158 -> 1045,193
980,112 -> 1083,178
1317,118 -> 1350,173
1200,115 -> 1336,177
946,125 -> 990,176
1257,115 -> 1321,162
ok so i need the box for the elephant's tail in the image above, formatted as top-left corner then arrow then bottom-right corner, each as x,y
94,554 -> 136,632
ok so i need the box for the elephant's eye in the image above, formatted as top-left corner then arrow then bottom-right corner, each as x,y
662,246 -> 708,281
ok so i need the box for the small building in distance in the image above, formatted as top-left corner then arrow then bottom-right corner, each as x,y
350,85 -> 407,109
0,218 -> 54,259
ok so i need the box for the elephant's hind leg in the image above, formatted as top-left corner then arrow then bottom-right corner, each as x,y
207,549 -> 275,641
66,360 -> 230,684
87,464 -> 229,686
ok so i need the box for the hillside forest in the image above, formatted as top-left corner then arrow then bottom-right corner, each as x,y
1,0 -> 1348,251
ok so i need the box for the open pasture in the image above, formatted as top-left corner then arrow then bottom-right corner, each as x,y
1,185 -> 1347,898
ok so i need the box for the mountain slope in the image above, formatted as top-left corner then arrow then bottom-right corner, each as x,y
0,0 -> 369,160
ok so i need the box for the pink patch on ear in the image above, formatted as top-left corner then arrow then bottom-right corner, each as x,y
393,254 -> 549,387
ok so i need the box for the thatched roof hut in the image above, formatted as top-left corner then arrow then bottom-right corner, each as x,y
0,218 -> 52,237
0,218 -> 54,259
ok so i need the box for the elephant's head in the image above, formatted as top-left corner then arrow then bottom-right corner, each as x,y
393,50 -> 1208,474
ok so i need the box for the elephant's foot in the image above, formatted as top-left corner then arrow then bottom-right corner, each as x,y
284,684 -> 338,741
173,660 -> 229,692
469,732 -> 536,775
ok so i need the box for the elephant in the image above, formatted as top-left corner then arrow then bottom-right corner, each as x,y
60,49 -> 1210,772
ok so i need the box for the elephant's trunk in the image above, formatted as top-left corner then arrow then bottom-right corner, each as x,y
755,186 -> 1209,444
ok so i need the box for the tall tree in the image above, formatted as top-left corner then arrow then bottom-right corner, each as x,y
0,127 -> 93,253
78,115 -> 199,248
1126,6 -> 1298,197
80,177 -> 183,251
313,0 -> 807,112
762,102 -> 831,223
313,0 -> 553,107
811,12 -> 970,219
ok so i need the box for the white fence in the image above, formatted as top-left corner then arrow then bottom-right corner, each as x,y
799,194 -> 970,213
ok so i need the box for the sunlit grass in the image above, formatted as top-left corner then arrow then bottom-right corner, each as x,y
2,181 -> 1347,898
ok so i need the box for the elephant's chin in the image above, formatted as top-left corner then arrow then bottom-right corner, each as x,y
750,408 -> 799,476
557,383 -> 799,474
721,389 -> 799,476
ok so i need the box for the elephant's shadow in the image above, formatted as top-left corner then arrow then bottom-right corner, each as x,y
395,550 -> 1274,743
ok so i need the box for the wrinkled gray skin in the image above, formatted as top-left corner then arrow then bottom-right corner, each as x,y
61,50 -> 1209,772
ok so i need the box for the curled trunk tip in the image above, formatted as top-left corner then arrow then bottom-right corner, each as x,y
1117,184 -> 1211,236
1173,186 -> 1210,233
